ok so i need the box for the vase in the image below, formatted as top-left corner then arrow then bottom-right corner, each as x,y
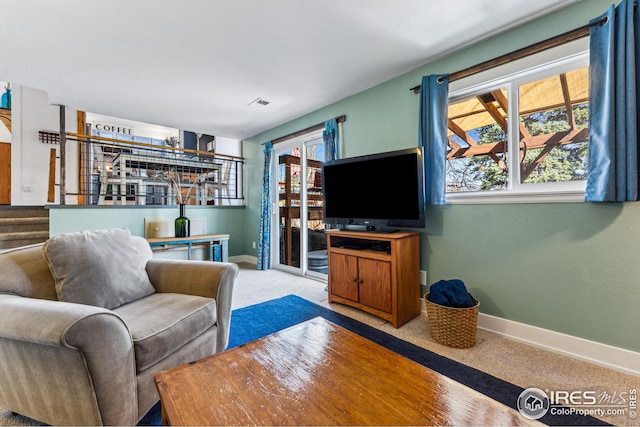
175,204 -> 190,238
1,88 -> 11,109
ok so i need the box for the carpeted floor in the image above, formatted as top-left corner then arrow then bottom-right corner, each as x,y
1,263 -> 638,426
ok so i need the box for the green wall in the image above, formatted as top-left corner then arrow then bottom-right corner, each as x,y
49,206 -> 246,257
244,0 -> 640,352
426,202 -> 639,350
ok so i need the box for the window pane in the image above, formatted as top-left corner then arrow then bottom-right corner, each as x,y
278,150 -> 301,268
305,143 -> 328,276
518,67 -> 589,184
446,88 -> 509,192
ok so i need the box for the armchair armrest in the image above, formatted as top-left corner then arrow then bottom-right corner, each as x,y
0,294 -> 138,426
145,259 -> 239,350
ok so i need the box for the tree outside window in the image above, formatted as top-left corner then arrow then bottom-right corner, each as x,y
446,65 -> 589,196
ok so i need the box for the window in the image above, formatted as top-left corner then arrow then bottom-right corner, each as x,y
446,46 -> 589,203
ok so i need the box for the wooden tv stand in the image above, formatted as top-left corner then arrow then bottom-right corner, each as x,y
326,229 -> 421,328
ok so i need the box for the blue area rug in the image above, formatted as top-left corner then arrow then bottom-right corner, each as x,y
140,294 -> 607,426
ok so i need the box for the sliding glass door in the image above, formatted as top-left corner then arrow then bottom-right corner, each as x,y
273,131 -> 327,280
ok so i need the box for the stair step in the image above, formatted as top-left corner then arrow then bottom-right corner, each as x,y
0,231 -> 50,241
0,206 -> 50,249
0,231 -> 49,250
0,206 -> 48,219
0,239 -> 47,250
0,217 -> 49,225
0,217 -> 49,233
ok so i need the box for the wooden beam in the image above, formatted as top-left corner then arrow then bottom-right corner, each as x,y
77,111 -> 87,205
477,94 -> 507,131
447,114 -> 507,168
485,90 -> 518,168
447,137 -> 462,151
447,119 -> 477,145
445,129 -> 505,169
48,148 -> 56,203
447,128 -> 587,160
489,89 -> 531,140
521,128 -> 587,151
559,73 -> 576,129
520,141 -> 559,181
490,90 -> 508,112
471,94 -> 508,169
489,153 -> 507,170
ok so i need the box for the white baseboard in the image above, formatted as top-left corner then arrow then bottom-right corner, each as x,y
477,312 -> 640,377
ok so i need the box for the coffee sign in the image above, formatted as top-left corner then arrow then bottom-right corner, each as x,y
93,122 -> 133,135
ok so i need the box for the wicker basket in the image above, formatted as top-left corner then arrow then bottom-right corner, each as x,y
424,294 -> 479,348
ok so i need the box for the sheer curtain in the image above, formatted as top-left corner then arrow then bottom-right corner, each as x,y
418,75 -> 449,205
257,141 -> 273,270
585,0 -> 640,202
324,119 -> 340,161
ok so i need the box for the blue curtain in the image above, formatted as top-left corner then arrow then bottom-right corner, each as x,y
257,141 -> 273,270
418,75 -> 449,205
585,0 -> 640,202
324,119 -> 339,161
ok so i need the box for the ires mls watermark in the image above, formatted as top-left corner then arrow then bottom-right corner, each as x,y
517,387 -> 637,420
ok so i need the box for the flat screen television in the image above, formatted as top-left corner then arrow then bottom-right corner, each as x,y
322,147 -> 425,231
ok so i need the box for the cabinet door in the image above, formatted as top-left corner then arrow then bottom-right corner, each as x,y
358,258 -> 392,313
329,253 -> 359,302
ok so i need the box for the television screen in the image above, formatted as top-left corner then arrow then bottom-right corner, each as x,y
322,147 -> 425,230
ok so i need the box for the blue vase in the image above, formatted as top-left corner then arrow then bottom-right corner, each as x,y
1,88 -> 11,109
175,204 -> 190,237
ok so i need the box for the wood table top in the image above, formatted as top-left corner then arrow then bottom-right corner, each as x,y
154,317 -> 539,426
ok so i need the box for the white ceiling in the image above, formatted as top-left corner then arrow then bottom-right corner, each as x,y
0,0 -> 578,140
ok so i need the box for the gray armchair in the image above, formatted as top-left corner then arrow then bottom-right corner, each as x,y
0,232 -> 238,426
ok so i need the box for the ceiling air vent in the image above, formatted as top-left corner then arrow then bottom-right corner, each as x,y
248,97 -> 270,107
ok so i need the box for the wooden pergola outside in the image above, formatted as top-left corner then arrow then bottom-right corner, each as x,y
446,67 -> 589,183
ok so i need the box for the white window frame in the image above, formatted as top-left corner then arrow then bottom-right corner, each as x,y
446,39 -> 590,204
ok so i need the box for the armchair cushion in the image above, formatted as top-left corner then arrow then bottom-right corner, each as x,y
43,229 -> 155,309
113,292 -> 217,372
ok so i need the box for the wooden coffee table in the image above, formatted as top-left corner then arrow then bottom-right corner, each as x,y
155,317 -> 537,426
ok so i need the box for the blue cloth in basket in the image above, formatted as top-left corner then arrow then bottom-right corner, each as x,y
428,279 -> 475,308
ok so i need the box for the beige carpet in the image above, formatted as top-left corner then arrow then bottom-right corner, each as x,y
1,262 -> 638,426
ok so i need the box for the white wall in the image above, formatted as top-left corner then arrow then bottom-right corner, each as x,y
215,135 -> 242,157
85,112 -> 179,140
11,85 -> 78,205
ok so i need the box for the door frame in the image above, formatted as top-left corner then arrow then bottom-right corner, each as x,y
271,130 -> 326,279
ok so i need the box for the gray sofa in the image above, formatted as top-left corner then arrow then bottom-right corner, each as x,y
0,230 -> 238,426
